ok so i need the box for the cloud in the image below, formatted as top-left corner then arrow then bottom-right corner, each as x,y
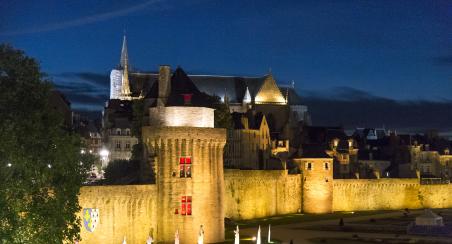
304,86 -> 381,101
0,0 -> 165,36
51,72 -> 109,110
303,87 -> 452,132
56,72 -> 110,88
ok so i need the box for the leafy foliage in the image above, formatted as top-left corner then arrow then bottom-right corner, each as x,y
103,159 -> 140,184
131,98 -> 145,139
205,94 -> 232,129
0,44 -> 93,243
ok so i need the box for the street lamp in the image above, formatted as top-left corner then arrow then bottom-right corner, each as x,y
99,148 -> 109,158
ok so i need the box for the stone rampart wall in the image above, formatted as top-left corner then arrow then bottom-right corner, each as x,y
79,185 -> 157,244
333,179 -> 420,211
224,169 -> 301,220
333,179 -> 452,212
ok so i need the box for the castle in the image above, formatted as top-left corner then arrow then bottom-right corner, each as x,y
78,36 -> 452,243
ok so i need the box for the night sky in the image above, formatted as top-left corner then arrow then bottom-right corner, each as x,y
1,0 -> 451,131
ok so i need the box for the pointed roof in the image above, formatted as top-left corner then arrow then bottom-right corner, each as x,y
120,35 -> 128,69
254,74 -> 286,104
147,67 -> 213,107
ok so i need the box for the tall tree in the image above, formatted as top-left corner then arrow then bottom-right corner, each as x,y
0,44 -> 93,243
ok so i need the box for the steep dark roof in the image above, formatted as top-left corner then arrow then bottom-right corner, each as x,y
146,67 -> 213,107
302,126 -> 348,144
128,70 -> 304,105
278,87 -> 303,105
189,75 -> 266,103
129,72 -> 157,97
300,144 -> 332,158
231,111 -> 266,130
105,99 -> 133,112
231,112 -> 245,129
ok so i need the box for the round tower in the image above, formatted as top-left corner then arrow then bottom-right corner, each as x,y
299,157 -> 334,214
143,67 -> 226,243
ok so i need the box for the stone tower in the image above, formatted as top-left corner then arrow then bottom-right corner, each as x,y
296,150 -> 334,213
143,67 -> 226,243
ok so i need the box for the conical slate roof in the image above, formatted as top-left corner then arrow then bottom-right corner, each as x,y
147,67 -> 213,107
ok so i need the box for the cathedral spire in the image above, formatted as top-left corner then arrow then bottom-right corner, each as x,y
120,33 -> 131,99
121,60 -> 131,99
120,34 -> 128,69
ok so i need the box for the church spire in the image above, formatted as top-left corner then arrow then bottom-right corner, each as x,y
120,34 -> 128,69
121,60 -> 131,99
120,33 -> 131,99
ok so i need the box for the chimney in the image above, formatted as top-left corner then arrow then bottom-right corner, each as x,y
158,65 -> 171,106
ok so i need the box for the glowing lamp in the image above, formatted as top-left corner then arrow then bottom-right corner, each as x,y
99,149 -> 110,157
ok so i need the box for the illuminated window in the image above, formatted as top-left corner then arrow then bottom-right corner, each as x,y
179,157 -> 192,178
182,94 -> 193,105
180,196 -> 192,216
307,162 -> 312,170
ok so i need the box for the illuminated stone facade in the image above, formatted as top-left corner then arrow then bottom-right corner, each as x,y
78,162 -> 452,243
79,185 -> 157,244
148,106 -> 214,128
224,114 -> 273,169
143,126 -> 226,243
295,158 -> 334,213
224,169 -> 302,220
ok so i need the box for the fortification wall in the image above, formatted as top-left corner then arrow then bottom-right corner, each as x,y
79,185 -> 157,244
420,184 -> 452,209
333,179 -> 452,212
224,169 -> 302,220
333,179 -> 420,211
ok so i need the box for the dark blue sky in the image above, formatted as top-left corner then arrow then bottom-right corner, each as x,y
1,0 -> 452,128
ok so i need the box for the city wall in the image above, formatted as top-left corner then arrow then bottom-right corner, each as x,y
79,185 -> 157,244
76,176 -> 452,243
333,179 -> 452,211
224,169 -> 302,220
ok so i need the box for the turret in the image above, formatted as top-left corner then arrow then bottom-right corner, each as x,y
120,35 -> 132,100
143,67 -> 226,243
294,146 -> 334,214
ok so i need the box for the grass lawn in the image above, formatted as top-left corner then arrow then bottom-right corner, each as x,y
218,210 -> 395,243
229,210 -> 393,228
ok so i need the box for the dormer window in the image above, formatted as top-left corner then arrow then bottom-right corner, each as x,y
116,129 -> 121,135
332,139 -> 339,148
181,94 -> 193,105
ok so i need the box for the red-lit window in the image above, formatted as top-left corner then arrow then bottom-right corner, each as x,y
186,196 -> 192,215
180,196 -> 192,216
181,93 -> 193,105
179,157 -> 192,178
